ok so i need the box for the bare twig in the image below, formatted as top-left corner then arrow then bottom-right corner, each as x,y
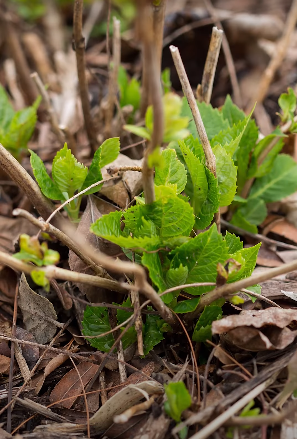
241,288 -> 281,308
153,0 -> 167,78
0,10 -> 38,105
31,72 -> 66,145
70,358 -> 90,438
197,27 -> 223,104
3,59 -> 25,110
83,0 -> 105,47
187,257 -> 297,321
0,143 -> 63,228
73,0 -> 98,153
203,0 -> 242,107
0,250 -> 126,294
131,289 -> 144,356
170,45 -> 220,230
138,0 -> 164,204
247,0 -> 297,113
105,17 -> 121,137
13,208 -> 110,279
187,374 -> 278,439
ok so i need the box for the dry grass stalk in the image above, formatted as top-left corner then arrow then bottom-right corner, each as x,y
197,26 -> 223,104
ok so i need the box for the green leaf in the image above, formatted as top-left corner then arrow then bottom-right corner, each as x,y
194,168 -> 219,230
142,252 -> 168,294
173,297 -> 200,313
164,382 -> 191,423
13,251 -> 44,267
162,68 -> 172,94
179,140 -> 208,214
243,284 -> 262,303
192,305 -> 222,342
221,95 -> 245,126
181,98 -> 229,140
278,88 -> 296,121
229,243 -> 261,282
52,144 -> 88,197
163,93 -> 190,143
143,312 -> 166,355
213,144 -> 237,206
31,270 -> 50,292
171,224 -> 229,295
155,149 -> 187,194
124,124 -> 151,140
236,119 -> 259,194
249,154 -> 297,202
1,106 -> 37,154
91,211 -> 161,250
0,85 -> 15,130
81,137 -> 120,194
30,150 -> 64,200
211,115 -> 251,157
230,210 -> 258,234
164,264 -> 189,303
225,231 -> 243,254
82,306 -> 114,352
236,198 -> 267,226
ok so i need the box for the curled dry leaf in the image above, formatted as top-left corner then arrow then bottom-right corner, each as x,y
100,154 -> 143,208
49,361 -> 100,409
68,196 -> 121,303
19,273 -> 58,344
34,352 -> 70,395
89,381 -> 164,432
15,326 -> 39,368
0,354 -> 10,374
212,308 -> 297,351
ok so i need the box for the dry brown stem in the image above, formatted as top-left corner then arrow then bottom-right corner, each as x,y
203,0 -> 242,107
105,17 -> 121,137
247,0 -> 297,113
0,11 -> 38,105
73,0 -> 98,153
31,72 -> 66,145
153,0 -> 167,78
131,289 -> 144,356
138,0 -> 164,204
197,26 -> 223,104
0,143 -> 63,228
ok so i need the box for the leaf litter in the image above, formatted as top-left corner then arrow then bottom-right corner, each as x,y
2,1 -> 297,438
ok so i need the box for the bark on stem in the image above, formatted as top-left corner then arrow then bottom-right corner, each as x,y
187,256 -> 297,321
138,0 -> 164,204
197,27 -> 223,104
170,45 -> 220,230
73,0 -> 98,153
0,143 -> 63,228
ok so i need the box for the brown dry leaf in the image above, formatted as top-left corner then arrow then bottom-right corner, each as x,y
69,196 -> 121,303
100,154 -> 143,207
104,413 -> 149,439
49,361 -> 99,409
0,267 -> 17,300
108,362 -> 155,398
256,245 -> 284,267
0,354 -> 10,374
268,218 -> 297,245
0,216 -> 38,254
19,273 -> 58,344
212,308 -> 297,351
277,350 -> 297,408
89,381 -> 164,432
34,352 -> 70,395
15,326 -> 39,368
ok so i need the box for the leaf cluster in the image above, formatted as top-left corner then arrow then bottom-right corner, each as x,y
0,86 -> 40,160
30,138 -> 120,220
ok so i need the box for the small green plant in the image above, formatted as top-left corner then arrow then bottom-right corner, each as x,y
226,399 -> 261,437
118,65 -> 141,116
124,92 -> 190,143
164,382 -> 191,439
0,86 -> 40,160
13,234 -> 60,290
30,138 -> 120,221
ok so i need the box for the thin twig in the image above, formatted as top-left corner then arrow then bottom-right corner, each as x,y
30,72 -> 65,145
73,0 -> 98,153
105,16 -> 121,137
0,250 -> 127,294
187,257 -> 297,321
187,374 -> 278,439
131,289 -> 144,356
6,283 -> 18,433
197,26 -> 223,104
170,45 -> 220,230
114,395 -> 156,424
246,0 -> 297,113
13,208 -> 110,279
203,0 -> 242,107
138,0 -> 164,204
241,288 -> 281,308
0,143 -> 64,227
153,0 -> 166,78
70,358 -> 90,438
